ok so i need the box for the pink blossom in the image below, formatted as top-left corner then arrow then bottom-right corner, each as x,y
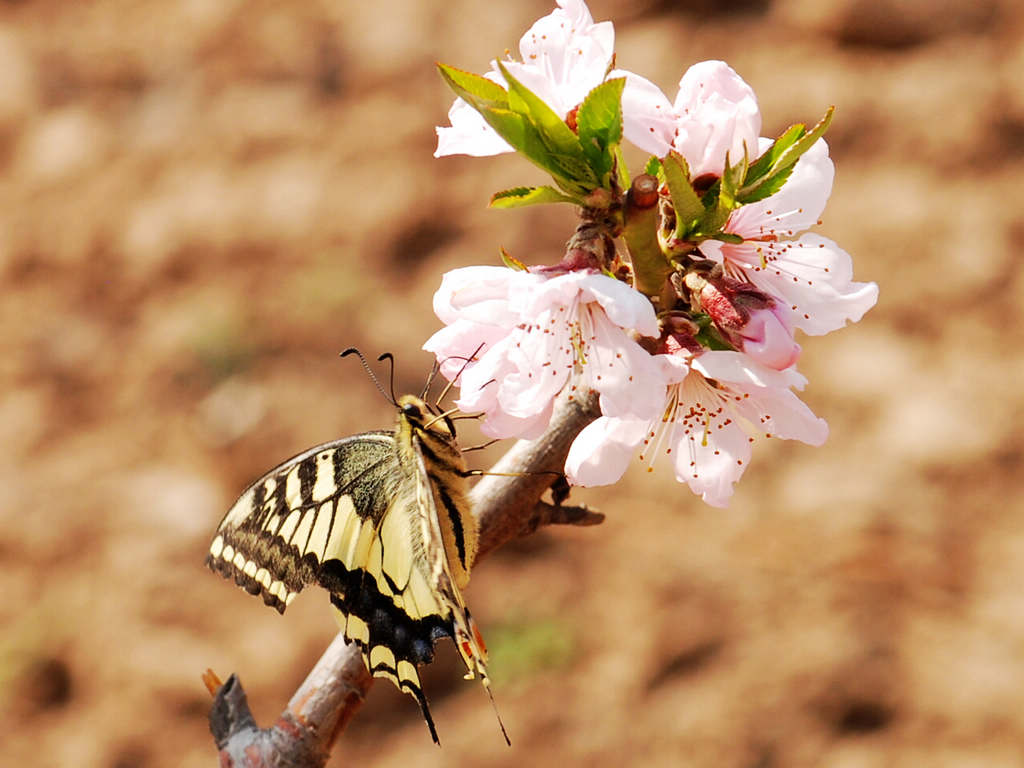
699,139 -> 879,336
618,60 -> 761,176
565,348 -> 828,507
435,0 -> 615,158
738,306 -> 801,370
696,274 -> 802,370
424,266 -> 664,439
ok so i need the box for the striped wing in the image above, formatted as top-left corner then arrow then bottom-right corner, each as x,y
206,428 -> 492,743
207,431 -> 396,612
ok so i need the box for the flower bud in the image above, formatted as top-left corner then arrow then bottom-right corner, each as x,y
698,275 -> 801,369
738,305 -> 802,370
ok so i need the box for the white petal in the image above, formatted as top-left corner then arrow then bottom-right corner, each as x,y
719,235 -> 879,336
730,384 -> 829,446
727,138 -> 834,238
615,69 -> 676,157
432,266 -> 522,326
688,349 -> 803,391
478,397 -> 554,440
672,60 -> 761,178
575,272 -> 660,338
584,308 -> 666,421
672,416 -> 751,508
565,416 -> 648,487
423,319 -> 509,381
510,270 -> 582,316
500,315 -> 574,417
511,1 -> 614,115
434,98 -> 514,158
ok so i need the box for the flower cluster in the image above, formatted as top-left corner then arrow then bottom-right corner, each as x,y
426,0 -> 877,506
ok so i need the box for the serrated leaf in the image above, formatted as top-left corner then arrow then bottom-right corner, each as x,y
644,156 -> 663,177
718,149 -> 748,211
437,63 -> 510,111
467,106 -> 585,194
697,150 -> 747,236
614,145 -> 631,190
497,62 -> 595,186
437,63 -> 588,193
661,151 -> 703,238
738,106 -> 834,204
738,163 -> 797,203
490,185 -> 580,209
576,78 -> 625,180
744,123 -> 804,185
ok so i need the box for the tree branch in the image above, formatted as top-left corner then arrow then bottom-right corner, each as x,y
208,390 -> 600,765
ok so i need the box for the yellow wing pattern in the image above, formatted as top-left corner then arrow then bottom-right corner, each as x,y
206,396 -> 497,743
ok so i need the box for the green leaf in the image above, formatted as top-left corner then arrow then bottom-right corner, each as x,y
614,145 -> 631,190
458,105 -> 583,194
661,151 -> 703,238
496,62 -> 595,187
490,185 -> 581,209
438,64 -> 584,191
744,123 -> 804,186
500,247 -> 528,270
698,149 -> 748,235
719,149 -> 748,210
576,77 -> 625,180
644,156 -> 663,177
738,106 -> 834,204
436,62 -> 509,111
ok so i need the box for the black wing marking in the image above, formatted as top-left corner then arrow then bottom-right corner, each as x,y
206,431 -> 395,612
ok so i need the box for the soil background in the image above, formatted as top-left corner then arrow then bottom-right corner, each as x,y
3,1 -> 1023,766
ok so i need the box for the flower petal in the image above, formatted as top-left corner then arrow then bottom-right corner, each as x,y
729,383 -> 829,446
672,60 -> 761,178
711,235 -> 879,336
739,307 -> 802,370
424,316 -> 514,380
728,138 -> 834,239
513,0 -> 614,114
583,306 -> 666,420
432,265 -> 523,326
671,415 -> 752,508
615,69 -> 676,157
434,96 -> 515,158
575,271 -> 660,338
565,416 -> 648,486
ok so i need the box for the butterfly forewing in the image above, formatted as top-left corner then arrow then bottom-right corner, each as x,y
207,432 -> 395,611
206,395 -> 494,744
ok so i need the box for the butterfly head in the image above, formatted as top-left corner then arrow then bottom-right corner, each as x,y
397,394 -> 457,441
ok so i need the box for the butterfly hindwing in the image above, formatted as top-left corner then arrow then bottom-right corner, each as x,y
206,395 -> 499,744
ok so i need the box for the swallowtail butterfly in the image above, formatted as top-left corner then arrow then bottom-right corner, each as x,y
206,385 -> 503,744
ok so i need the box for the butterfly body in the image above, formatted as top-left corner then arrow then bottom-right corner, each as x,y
207,395 -> 490,743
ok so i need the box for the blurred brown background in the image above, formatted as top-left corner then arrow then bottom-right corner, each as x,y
2,0 -> 1023,766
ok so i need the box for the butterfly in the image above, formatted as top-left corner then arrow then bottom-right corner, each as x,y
206,356 -> 505,744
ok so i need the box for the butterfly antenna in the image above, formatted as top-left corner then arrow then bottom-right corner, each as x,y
340,347 -> 397,407
377,352 -> 400,406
